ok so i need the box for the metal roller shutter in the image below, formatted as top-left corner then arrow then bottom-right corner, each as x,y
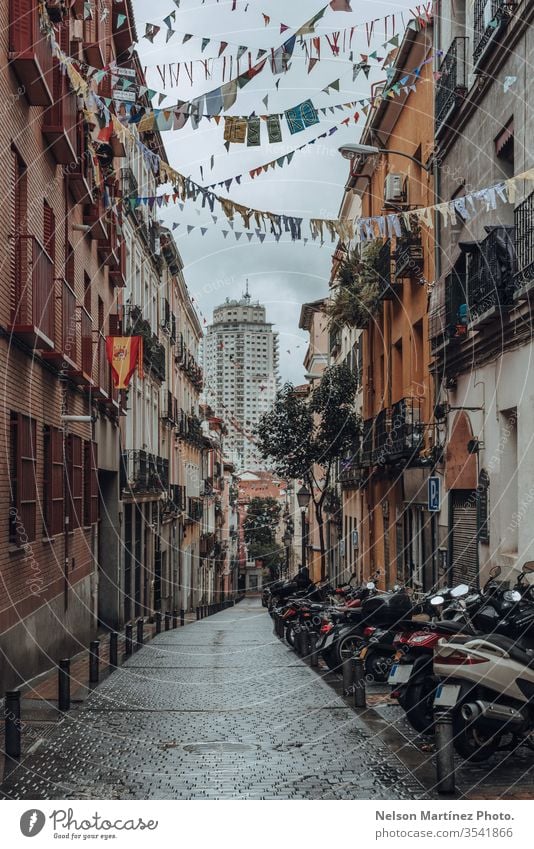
451,490 -> 479,587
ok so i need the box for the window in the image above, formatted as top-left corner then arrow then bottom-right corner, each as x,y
477,469 -> 490,544
66,434 -> 83,529
9,412 -> 37,544
495,118 -> 514,179
12,147 -> 27,299
84,441 -> 99,526
43,426 -> 64,538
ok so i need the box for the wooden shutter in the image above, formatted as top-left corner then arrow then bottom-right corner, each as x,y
109,313 -> 121,335
11,413 -> 37,544
67,434 -> 83,529
12,148 -> 28,316
84,440 -> 99,525
43,201 -> 55,265
44,427 -> 64,537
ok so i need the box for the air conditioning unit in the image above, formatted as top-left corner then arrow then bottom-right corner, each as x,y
384,173 -> 405,203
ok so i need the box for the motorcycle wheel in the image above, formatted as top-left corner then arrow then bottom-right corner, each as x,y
453,716 -> 503,763
337,633 -> 364,667
365,650 -> 395,683
285,624 -> 296,648
404,677 -> 438,735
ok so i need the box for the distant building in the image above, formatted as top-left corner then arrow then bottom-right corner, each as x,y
204,286 -> 280,470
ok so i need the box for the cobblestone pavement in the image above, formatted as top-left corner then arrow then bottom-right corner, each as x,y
0,598 -> 427,800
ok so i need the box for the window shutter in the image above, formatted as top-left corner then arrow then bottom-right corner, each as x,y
84,440 -> 99,525
67,434 -> 83,529
109,313 -> 121,335
46,427 -> 64,537
13,413 -> 37,543
43,201 -> 55,265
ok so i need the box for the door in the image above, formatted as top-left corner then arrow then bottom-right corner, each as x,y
450,490 -> 478,587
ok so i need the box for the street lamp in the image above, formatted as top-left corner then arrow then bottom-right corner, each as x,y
297,485 -> 311,569
338,143 -> 432,172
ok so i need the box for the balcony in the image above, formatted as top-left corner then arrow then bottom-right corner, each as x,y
394,232 -> 424,281
68,118 -> 94,204
168,484 -> 186,513
338,449 -> 365,489
9,0 -> 53,106
473,0 -> 514,70
93,332 -> 110,401
389,397 -> 424,462
373,407 -> 391,466
66,306 -> 94,386
466,226 -> 515,324
176,410 -> 204,447
120,450 -> 169,496
329,327 -> 341,357
375,240 -> 396,299
83,16 -> 105,68
435,37 -> 468,136
9,235 -> 54,350
98,214 -> 126,286
42,55 -> 78,165
124,305 -> 166,382
41,278 -> 77,369
161,390 -> 178,424
122,166 -> 139,213
361,418 -> 374,467
187,497 -> 203,524
429,263 -> 469,354
83,197 -> 108,241
513,192 -> 534,297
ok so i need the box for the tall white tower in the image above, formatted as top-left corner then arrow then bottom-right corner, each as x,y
204,285 -> 280,470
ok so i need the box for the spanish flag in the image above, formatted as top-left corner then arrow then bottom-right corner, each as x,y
106,336 -> 144,389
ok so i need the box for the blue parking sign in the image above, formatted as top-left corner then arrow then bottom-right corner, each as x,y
428,476 -> 440,512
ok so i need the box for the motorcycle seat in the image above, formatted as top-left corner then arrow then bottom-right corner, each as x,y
431,620 -> 475,635
478,633 -> 534,667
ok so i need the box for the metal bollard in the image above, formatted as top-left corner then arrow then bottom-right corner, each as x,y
342,655 -> 354,695
125,623 -> 133,657
353,657 -> 367,709
172,610 -> 178,629
196,606 -> 201,621
155,612 -> 162,635
180,609 -> 185,627
309,632 -> 319,668
136,618 -> 143,649
435,710 -> 456,794
165,612 -> 171,631
4,690 -> 21,759
109,632 -> 118,669
89,640 -> 100,684
58,659 -> 70,711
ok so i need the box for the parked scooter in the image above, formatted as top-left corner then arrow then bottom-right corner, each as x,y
432,562 -> 534,761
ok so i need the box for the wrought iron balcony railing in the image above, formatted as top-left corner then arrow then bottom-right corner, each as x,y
121,450 -> 169,495
394,232 -> 424,280
467,226 -> 515,321
473,0 -> 514,68
373,407 -> 392,466
389,397 -> 424,462
514,191 -> 534,294
436,37 -> 468,135
375,240 -> 394,299
361,418 -> 374,467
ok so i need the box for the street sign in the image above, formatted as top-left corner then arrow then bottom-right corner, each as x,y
113,90 -> 136,102
428,476 -> 441,512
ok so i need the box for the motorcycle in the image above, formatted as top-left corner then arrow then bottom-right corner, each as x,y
432,561 -> 534,761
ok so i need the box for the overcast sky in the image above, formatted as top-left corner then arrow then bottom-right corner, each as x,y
132,0 -> 420,383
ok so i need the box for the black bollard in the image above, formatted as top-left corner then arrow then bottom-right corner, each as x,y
155,612 -> 162,635
109,632 -> 118,669
309,632 -> 319,668
125,623 -> 133,657
353,657 -> 366,708
172,610 -> 178,629
342,655 -> 354,695
180,609 -> 185,627
4,690 -> 21,759
89,640 -> 100,684
301,629 -> 310,660
165,612 -> 171,631
136,618 -> 143,649
435,710 -> 456,794
196,606 -> 201,621
58,659 -> 70,711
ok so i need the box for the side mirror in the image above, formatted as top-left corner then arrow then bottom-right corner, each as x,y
522,561 -> 534,574
489,564 -> 502,579
430,595 -> 445,606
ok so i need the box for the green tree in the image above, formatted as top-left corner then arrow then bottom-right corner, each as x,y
326,241 -> 381,330
243,497 -> 284,579
257,364 -> 360,580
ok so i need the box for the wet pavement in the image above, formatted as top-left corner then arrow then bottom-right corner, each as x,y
0,598 -> 427,800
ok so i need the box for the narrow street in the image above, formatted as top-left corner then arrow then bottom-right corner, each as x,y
0,599 -> 426,801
